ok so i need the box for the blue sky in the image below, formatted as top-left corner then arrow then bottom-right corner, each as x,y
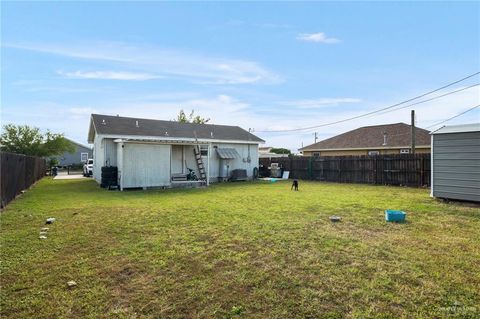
1,1 -> 479,150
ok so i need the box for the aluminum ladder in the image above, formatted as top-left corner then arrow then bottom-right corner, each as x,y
193,146 -> 206,180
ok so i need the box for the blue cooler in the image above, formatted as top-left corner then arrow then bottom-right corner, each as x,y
385,210 -> 406,222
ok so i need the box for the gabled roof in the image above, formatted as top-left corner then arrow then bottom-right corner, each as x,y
88,114 -> 264,143
65,137 -> 92,150
431,123 -> 480,134
299,123 -> 430,151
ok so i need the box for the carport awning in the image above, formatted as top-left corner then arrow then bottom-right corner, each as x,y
216,148 -> 240,159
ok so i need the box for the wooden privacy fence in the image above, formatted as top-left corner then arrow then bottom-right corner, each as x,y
260,154 -> 431,187
0,152 -> 46,208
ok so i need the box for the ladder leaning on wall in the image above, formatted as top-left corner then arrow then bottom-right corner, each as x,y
193,131 -> 207,180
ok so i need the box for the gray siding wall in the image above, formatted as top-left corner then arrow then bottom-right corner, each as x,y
56,144 -> 92,166
432,132 -> 480,202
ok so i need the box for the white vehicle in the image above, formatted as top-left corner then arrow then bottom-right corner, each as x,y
83,159 -> 94,177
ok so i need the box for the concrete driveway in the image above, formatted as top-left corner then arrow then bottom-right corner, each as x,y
53,172 -> 89,180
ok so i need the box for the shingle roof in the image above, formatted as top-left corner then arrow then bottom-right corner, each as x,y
299,123 -> 430,151
88,114 -> 264,143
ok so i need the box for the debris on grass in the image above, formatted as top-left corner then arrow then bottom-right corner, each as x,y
385,210 -> 406,222
41,227 -> 49,231
39,235 -> 47,240
66,281 -> 77,288
46,218 -> 56,224
329,216 -> 342,222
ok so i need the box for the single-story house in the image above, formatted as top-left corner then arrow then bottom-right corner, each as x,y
259,146 -> 290,158
299,123 -> 431,157
87,114 -> 264,190
431,123 -> 480,202
55,138 -> 93,167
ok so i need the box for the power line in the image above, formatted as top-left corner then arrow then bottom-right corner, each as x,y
373,83 -> 479,117
350,104 -> 480,139
257,71 -> 480,133
425,104 -> 479,129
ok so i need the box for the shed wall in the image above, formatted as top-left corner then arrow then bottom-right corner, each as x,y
432,131 -> 480,202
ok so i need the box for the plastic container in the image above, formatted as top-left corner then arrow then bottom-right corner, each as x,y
385,210 -> 406,222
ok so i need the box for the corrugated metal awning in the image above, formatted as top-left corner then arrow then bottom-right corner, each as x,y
216,148 -> 240,159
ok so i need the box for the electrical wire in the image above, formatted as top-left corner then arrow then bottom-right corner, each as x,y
257,71 -> 480,133
425,104 -> 479,129
373,83 -> 479,117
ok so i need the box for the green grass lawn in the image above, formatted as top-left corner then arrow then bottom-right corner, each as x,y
1,178 -> 479,318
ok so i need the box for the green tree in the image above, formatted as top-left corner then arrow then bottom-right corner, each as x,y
175,109 -> 210,124
270,147 -> 291,155
0,124 -> 75,157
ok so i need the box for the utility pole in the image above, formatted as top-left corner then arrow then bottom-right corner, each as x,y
314,132 -> 318,144
411,110 -> 416,155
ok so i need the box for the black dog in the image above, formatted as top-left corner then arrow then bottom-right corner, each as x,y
291,179 -> 299,191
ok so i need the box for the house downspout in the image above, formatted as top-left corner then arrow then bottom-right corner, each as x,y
430,134 -> 434,197
207,143 -> 211,186
119,142 -> 124,191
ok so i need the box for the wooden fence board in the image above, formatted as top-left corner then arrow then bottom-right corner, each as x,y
0,152 -> 46,208
259,154 -> 431,187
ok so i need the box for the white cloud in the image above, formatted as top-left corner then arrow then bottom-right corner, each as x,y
297,32 -> 341,44
7,42 -> 281,85
282,98 -> 361,109
58,70 -> 162,81
3,87 -> 478,152
258,85 -> 480,151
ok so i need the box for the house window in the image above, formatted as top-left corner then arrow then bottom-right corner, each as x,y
368,151 -> 380,156
200,145 -> 208,156
400,149 -> 410,154
81,152 -> 89,162
313,152 -> 320,158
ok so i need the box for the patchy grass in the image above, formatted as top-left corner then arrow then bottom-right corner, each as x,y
1,178 -> 479,318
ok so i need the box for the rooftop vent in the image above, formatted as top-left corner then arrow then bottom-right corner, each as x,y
210,131 -> 214,138
383,132 -> 387,146
165,131 -> 169,136
135,120 -> 139,127
101,119 -> 106,125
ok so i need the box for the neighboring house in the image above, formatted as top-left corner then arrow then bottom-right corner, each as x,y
431,123 -> 480,202
55,138 -> 93,166
299,123 -> 431,157
87,114 -> 264,190
259,146 -> 290,158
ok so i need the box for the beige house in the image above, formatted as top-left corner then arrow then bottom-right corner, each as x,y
299,123 -> 431,157
259,146 -> 290,158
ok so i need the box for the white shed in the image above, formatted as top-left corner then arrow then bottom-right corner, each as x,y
431,123 -> 480,202
87,114 -> 264,190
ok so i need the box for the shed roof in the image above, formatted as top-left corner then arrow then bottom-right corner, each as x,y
88,114 -> 264,143
299,123 -> 430,151
431,123 -> 480,135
